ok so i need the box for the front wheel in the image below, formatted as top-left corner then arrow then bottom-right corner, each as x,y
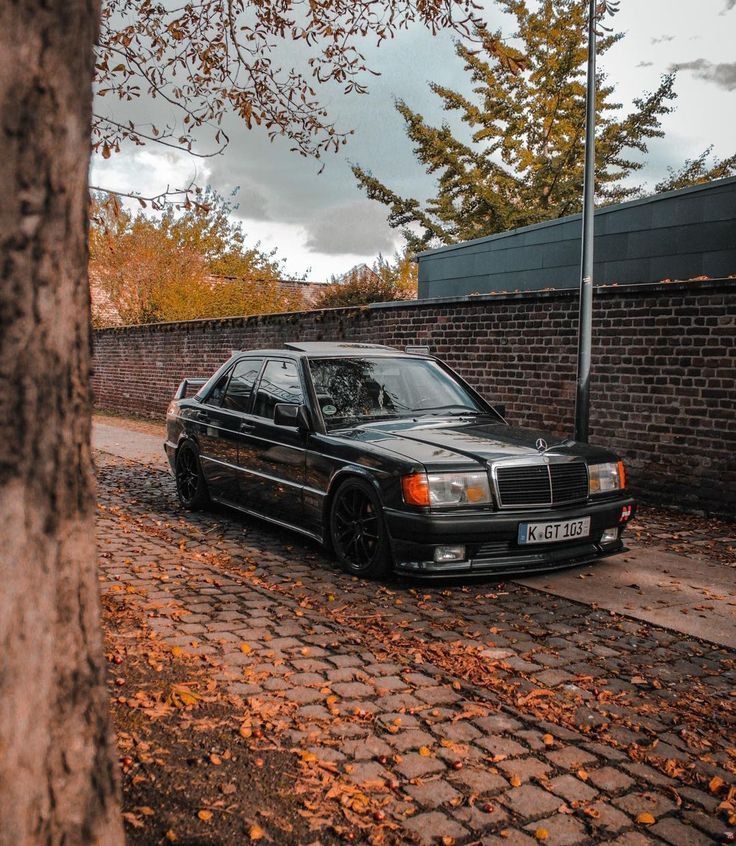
329,478 -> 392,579
175,441 -> 210,509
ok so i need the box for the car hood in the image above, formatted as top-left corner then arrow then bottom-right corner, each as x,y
337,416 -> 618,468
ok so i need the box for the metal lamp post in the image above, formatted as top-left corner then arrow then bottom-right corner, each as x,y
574,0 -> 617,442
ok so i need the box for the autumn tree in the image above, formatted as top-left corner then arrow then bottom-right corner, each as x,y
313,249 -> 418,308
90,191 -> 304,325
0,0 -> 124,844
353,0 -> 736,251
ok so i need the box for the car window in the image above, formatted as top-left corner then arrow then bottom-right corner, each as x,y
221,358 -> 264,413
308,356 -> 484,428
202,368 -> 232,407
253,359 -> 304,420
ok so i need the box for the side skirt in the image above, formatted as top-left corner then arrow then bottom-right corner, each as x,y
210,495 -> 324,546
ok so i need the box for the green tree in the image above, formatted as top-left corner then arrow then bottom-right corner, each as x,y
353,0 -> 736,251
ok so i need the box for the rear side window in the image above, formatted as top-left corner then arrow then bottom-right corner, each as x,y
253,359 -> 304,420
203,369 -> 232,407
222,358 -> 264,413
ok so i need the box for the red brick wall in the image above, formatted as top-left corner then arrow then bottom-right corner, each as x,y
92,280 -> 736,515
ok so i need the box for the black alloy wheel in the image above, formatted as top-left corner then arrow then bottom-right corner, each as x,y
175,441 -> 210,509
330,478 -> 391,579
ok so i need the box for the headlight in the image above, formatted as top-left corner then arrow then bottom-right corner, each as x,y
401,471 -> 491,506
588,461 -> 625,495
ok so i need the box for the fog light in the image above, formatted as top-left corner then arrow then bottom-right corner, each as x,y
434,545 -> 466,563
600,528 -> 619,545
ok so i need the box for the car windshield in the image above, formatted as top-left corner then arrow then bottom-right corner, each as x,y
308,356 -> 486,428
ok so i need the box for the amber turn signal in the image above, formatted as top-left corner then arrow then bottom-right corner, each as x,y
617,461 -> 626,489
401,473 -> 430,506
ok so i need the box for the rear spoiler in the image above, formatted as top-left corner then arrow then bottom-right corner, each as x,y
174,378 -> 208,400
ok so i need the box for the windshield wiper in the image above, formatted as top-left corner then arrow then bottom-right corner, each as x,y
417,405 -> 484,416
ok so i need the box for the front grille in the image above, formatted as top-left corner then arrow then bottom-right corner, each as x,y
495,461 -> 588,508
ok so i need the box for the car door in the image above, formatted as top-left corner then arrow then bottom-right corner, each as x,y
196,357 -> 263,503
237,357 -> 307,527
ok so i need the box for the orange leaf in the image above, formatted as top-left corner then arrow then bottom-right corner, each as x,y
249,824 -> 265,841
197,810 -> 213,822
534,829 -> 549,841
636,812 -> 655,825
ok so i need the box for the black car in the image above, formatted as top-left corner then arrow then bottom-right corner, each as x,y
164,342 -> 635,579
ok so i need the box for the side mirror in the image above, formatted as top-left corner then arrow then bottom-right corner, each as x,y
274,403 -> 312,431
494,403 -> 506,419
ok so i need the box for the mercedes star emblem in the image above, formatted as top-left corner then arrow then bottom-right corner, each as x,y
535,438 -> 548,452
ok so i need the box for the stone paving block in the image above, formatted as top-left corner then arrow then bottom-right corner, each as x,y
474,714 -> 523,734
345,760 -> 393,785
481,830 -> 537,846
581,800 -> 633,834
450,767 -> 508,795
502,784 -> 562,818
435,720 -> 482,743
545,746 -> 598,770
651,818 -> 715,846
326,667 -> 358,683
613,791 -> 677,819
586,766 -> 635,794
547,773 -> 598,804
495,756 -> 554,786
331,681 -> 374,698
403,811 -> 468,845
454,801 -> 508,830
405,779 -> 462,808
403,672 -> 437,687
534,669 -> 576,687
341,736 -> 393,760
227,682 -> 262,696
415,686 -> 461,706
289,672 -> 324,685
477,735 -> 527,758
374,676 -> 408,693
377,693 -> 424,711
608,834 -> 661,846
285,686 -> 324,705
523,813 -> 589,845
387,729 -> 437,753
395,752 -> 447,780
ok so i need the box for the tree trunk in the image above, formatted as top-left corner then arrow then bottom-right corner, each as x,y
0,0 -> 124,843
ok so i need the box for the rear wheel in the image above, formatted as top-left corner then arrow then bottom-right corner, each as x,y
175,441 -> 210,509
329,478 -> 392,579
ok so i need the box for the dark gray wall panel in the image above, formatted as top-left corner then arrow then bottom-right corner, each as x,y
418,177 -> 736,298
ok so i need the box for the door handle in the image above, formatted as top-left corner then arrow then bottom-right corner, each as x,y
240,421 -> 255,433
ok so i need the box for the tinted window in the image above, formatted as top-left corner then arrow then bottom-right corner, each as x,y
203,369 -> 232,407
254,360 -> 304,420
222,358 -> 264,413
308,357 -> 483,429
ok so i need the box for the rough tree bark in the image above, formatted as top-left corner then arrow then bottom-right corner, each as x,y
0,1 -> 124,844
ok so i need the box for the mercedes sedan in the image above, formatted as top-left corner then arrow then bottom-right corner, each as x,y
165,342 -> 635,579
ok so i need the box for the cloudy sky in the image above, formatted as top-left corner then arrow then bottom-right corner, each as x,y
90,0 -> 736,281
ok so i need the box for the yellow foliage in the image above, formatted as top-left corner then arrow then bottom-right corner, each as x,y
89,191 -> 304,326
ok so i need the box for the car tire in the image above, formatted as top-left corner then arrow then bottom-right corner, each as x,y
175,441 -> 210,510
329,478 -> 392,579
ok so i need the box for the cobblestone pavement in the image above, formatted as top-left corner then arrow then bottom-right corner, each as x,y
97,451 -> 736,845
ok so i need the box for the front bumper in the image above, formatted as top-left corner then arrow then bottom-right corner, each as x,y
384,496 -> 636,577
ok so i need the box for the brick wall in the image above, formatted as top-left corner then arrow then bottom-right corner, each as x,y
92,279 -> 736,516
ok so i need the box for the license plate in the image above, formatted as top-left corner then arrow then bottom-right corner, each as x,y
518,516 -> 591,545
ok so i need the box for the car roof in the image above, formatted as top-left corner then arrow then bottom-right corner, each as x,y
237,342 -> 427,359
